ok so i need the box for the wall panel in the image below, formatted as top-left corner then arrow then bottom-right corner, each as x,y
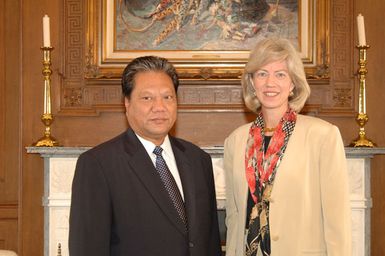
0,0 -> 21,253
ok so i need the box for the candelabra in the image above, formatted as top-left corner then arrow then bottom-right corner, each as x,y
349,45 -> 376,147
33,47 -> 60,147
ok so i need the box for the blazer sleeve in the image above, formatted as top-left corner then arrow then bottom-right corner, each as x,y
319,125 -> 352,256
223,135 -> 238,256
69,152 -> 112,256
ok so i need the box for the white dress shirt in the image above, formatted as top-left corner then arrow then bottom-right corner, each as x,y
136,134 -> 185,200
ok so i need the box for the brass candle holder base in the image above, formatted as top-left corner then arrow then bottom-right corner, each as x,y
33,113 -> 60,147
349,113 -> 376,147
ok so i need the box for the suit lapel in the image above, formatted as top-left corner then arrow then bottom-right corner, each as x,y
122,130 -> 187,235
170,137 -> 197,238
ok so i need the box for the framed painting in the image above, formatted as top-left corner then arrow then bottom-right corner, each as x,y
61,0 -> 355,117
85,0 -> 330,79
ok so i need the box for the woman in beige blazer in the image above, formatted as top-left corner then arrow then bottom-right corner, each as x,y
224,38 -> 352,256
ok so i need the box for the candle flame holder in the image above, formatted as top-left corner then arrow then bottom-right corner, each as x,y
349,45 -> 376,147
33,47 -> 60,147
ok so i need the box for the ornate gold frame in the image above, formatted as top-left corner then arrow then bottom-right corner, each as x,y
60,0 -> 355,116
85,0 -> 330,80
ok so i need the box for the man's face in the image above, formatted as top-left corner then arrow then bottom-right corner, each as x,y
125,71 -> 177,145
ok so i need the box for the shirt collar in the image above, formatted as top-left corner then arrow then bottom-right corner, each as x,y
135,134 -> 173,157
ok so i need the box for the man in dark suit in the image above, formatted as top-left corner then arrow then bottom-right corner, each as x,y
69,56 -> 221,256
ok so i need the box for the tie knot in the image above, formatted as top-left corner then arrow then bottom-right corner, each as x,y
153,146 -> 163,156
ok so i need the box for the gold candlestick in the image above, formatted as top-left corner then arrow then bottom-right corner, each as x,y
349,45 -> 375,147
33,47 -> 60,147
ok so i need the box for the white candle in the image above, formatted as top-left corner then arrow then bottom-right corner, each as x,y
357,14 -> 366,46
43,15 -> 51,47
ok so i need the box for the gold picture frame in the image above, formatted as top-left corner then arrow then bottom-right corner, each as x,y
85,0 -> 330,80
61,0 -> 355,117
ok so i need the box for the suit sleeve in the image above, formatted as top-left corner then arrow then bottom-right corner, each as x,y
319,125 -> 352,256
223,136 -> 238,256
203,152 -> 222,256
69,152 -> 112,256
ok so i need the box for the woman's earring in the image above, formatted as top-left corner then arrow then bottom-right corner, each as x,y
289,90 -> 294,97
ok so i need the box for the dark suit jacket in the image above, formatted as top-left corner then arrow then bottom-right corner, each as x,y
69,129 -> 221,256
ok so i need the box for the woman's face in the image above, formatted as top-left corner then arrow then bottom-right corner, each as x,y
252,60 -> 294,115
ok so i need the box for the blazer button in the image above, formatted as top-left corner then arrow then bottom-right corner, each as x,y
189,242 -> 194,248
271,235 -> 279,241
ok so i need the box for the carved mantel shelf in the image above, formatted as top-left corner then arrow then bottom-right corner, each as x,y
26,146 -> 385,157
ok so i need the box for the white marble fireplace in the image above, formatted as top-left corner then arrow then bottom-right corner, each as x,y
26,146 -> 385,256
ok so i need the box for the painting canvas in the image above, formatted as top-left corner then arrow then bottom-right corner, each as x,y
103,0 -> 311,64
115,0 -> 299,51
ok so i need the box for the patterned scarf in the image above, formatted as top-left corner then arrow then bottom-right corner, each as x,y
245,108 -> 296,256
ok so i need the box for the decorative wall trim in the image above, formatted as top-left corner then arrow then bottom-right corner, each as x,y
330,0 -> 355,110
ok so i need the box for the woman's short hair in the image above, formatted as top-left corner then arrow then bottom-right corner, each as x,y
121,55 -> 179,98
242,37 -> 311,113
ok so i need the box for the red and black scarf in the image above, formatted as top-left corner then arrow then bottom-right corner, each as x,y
245,108 -> 296,256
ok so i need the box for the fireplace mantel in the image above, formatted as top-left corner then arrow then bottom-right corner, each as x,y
27,146 -> 385,256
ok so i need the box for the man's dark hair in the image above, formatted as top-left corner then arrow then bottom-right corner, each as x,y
121,56 -> 179,98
